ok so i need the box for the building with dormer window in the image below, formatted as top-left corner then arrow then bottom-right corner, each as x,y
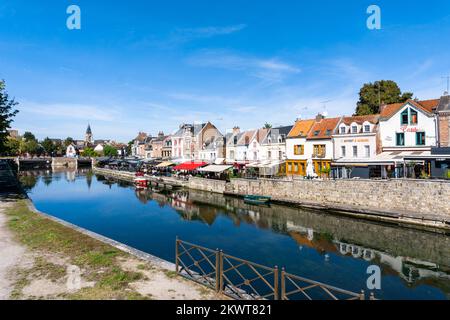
331,115 -> 380,179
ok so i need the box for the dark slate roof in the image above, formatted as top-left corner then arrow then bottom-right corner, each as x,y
86,124 -> 92,135
436,95 -> 450,112
262,125 -> 293,144
172,123 -> 207,137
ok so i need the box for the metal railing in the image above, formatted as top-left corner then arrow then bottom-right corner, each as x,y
281,269 -> 363,300
176,238 -> 373,300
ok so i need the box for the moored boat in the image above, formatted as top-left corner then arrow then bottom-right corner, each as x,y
134,177 -> 149,189
243,195 -> 271,205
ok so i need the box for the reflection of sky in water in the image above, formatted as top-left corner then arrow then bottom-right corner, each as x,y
22,170 -> 450,300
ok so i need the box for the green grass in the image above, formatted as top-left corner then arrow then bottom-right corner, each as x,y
4,199 -> 148,300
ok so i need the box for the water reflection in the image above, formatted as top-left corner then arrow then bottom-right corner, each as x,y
19,169 -> 450,299
127,177 -> 450,295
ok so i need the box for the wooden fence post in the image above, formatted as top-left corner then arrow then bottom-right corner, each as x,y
274,266 -> 279,300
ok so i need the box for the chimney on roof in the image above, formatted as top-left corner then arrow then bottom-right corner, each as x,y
232,126 -> 240,135
315,113 -> 325,122
379,101 -> 388,113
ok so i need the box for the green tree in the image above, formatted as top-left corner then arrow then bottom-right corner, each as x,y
126,140 -> 133,156
103,145 -> 118,157
22,131 -> 36,142
23,139 -> 40,155
41,137 -> 56,155
0,80 -> 19,154
4,136 -> 21,156
355,80 -> 413,115
81,147 -> 98,157
64,137 -> 75,147
263,123 -> 272,129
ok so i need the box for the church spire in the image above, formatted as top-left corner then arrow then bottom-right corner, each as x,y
85,123 -> 93,145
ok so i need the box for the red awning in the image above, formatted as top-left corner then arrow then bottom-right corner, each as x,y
173,162 -> 208,171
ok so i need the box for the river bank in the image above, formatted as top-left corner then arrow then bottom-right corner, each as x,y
93,167 -> 450,231
0,164 -> 221,300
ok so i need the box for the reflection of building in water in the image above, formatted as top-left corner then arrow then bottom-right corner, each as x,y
335,240 -> 450,285
286,220 -> 450,287
65,170 -> 76,182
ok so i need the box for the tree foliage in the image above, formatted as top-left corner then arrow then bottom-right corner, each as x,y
41,137 -> 56,155
103,145 -> 118,157
23,131 -> 36,142
64,137 -> 75,147
0,80 -> 19,154
82,147 -> 99,157
355,80 -> 413,115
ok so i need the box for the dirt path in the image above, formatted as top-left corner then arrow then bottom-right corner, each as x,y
0,194 -> 223,300
0,201 -> 27,299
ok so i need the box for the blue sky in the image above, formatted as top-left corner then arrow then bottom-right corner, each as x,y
1,0 -> 450,142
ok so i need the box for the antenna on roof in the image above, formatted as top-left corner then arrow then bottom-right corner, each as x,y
442,75 -> 450,94
320,100 -> 332,116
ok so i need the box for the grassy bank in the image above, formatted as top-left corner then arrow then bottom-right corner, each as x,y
2,195 -> 217,300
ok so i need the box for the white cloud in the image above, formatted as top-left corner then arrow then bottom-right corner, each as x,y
174,24 -> 247,40
186,50 -> 301,83
19,101 -> 121,122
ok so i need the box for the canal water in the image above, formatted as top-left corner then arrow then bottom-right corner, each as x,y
19,169 -> 450,300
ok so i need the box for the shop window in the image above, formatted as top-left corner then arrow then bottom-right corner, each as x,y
410,109 -> 418,125
416,132 -> 426,146
396,133 -> 405,146
401,109 -> 409,125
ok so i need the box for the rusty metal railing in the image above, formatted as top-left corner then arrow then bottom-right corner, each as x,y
176,238 -> 220,291
220,253 -> 278,300
281,269 -> 364,300
176,238 -> 373,300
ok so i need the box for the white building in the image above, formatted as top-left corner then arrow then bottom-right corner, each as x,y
332,115 -> 380,179
66,144 -> 78,158
259,126 -> 292,161
304,116 -> 341,177
376,99 -> 440,178
285,119 -> 316,176
379,99 -> 438,150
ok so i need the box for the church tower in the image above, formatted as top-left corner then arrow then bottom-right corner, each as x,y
85,124 -> 93,146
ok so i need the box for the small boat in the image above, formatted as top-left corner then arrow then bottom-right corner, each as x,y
134,177 -> 149,189
244,195 -> 271,205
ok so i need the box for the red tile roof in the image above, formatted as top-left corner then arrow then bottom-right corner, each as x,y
380,99 -> 440,118
288,119 -> 316,138
307,117 -> 341,139
341,114 -> 379,125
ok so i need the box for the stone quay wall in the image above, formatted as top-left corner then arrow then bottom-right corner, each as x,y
188,177 -> 227,193
224,178 -> 450,222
